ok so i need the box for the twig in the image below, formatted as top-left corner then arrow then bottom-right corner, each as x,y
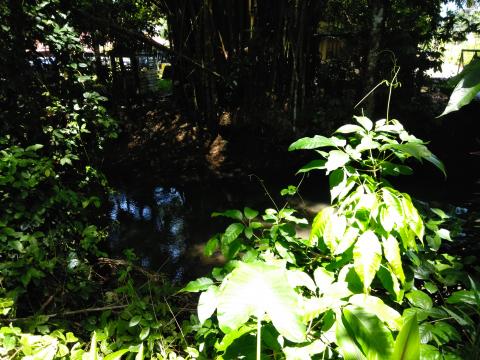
1,304 -> 128,323
163,296 -> 188,346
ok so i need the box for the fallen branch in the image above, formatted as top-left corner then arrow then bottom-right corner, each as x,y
1,304 -> 128,323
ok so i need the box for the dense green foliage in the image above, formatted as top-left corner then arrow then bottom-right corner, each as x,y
1,0 -> 479,359
184,114 -> 479,358
0,2 -> 188,359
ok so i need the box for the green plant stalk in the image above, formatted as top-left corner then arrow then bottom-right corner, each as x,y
257,316 -> 262,360
386,66 -> 400,123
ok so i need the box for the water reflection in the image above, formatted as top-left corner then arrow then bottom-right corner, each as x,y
108,186 -> 188,281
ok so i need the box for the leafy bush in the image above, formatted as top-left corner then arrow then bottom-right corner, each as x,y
183,114 -> 479,359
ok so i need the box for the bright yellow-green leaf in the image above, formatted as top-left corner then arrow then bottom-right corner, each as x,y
216,261 -> 306,343
382,235 -> 405,284
349,294 -> 403,331
353,231 -> 382,292
198,285 -> 219,324
391,315 -> 420,360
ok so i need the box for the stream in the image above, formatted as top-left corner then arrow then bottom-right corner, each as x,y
106,170 -> 480,283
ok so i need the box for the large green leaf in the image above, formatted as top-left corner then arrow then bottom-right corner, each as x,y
446,290 -> 479,305
212,209 -> 243,221
336,313 -> 366,360
381,235 -> 405,284
440,58 -> 480,117
198,285 -> 219,324
325,150 -> 350,174
406,290 -> 433,310
340,306 -> 394,360
215,324 -> 256,352
283,339 -> 328,360
354,116 -> 373,131
216,261 -> 306,343
335,124 -> 366,135
391,314 -> 420,360
309,206 -> 335,246
180,277 -> 214,293
222,223 -> 245,244
324,211 -> 346,253
296,159 -> 326,174
353,231 -> 382,291
348,294 -> 402,331
103,349 -> 130,360
288,135 -> 346,151
384,143 -> 445,176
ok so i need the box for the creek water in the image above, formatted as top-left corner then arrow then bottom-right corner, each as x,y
105,167 -> 480,283
106,176 -> 308,282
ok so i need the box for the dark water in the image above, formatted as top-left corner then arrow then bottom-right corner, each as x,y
106,177 -> 300,282
106,168 -> 480,283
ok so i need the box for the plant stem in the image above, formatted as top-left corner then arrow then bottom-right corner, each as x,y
386,66 -> 400,123
257,316 -> 262,360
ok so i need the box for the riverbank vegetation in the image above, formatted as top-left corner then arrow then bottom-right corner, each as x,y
1,0 -> 480,359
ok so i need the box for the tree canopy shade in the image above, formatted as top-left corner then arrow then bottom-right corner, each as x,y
133,0 -> 477,130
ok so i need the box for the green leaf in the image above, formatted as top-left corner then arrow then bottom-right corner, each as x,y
385,143 -> 446,176
334,226 -> 359,255
379,161 -> 413,176
419,344 -> 442,360
129,315 -> 141,327
275,242 -> 297,264
283,339 -> 328,359
336,313 -> 367,360
353,231 -> 382,291
103,349 -> 130,360
406,290 -> 433,310
215,324 -> 256,352
324,211 -> 347,253
198,285 -> 219,324
88,331 -> 98,360
180,277 -> 214,292
216,261 -> 306,342
430,208 -> 449,219
296,159 -> 326,173
336,124 -> 366,134
212,209 -> 243,221
0,298 -> 14,315
222,223 -> 245,244
309,206 -> 334,246
341,305 -> 394,359
382,235 -> 405,284
325,150 -> 350,174
329,168 -> 345,201
244,207 -> 259,220
139,327 -> 150,341
348,294 -> 402,330
288,135 -> 346,151
204,236 -> 219,256
287,269 -> 316,292
354,116 -> 373,131
135,343 -> 144,360
391,314 -> 420,360
446,290 -> 479,305
439,59 -> 480,116
436,228 -> 451,241
280,185 -> 297,196
25,144 -> 44,152
424,282 -> 438,294
355,135 -> 379,152
313,268 -> 335,289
